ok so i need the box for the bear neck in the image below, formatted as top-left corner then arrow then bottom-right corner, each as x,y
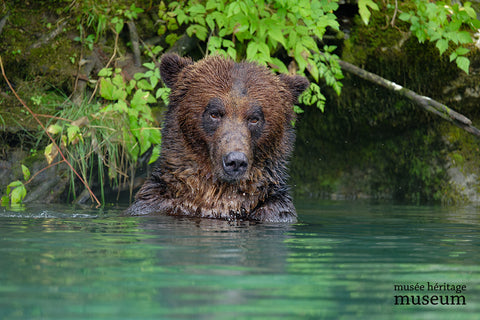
154,147 -> 289,219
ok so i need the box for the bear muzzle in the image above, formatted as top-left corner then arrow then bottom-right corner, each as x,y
213,118 -> 253,183
222,151 -> 248,180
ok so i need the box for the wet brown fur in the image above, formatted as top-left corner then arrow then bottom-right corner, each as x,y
126,54 -> 309,222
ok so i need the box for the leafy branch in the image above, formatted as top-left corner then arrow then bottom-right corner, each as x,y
167,0 -> 344,112
398,0 -> 480,74
0,56 -> 101,207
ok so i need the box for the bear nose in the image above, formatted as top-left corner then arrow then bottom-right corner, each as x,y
222,151 -> 248,178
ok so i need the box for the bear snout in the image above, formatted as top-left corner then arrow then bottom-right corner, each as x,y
222,151 -> 248,180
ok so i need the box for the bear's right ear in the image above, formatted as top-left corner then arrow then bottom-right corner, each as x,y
278,74 -> 310,103
160,53 -> 194,89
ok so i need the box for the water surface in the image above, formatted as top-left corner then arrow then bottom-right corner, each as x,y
1,201 -> 479,319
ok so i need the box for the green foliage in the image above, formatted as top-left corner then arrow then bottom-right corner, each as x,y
358,0 -> 379,25
98,64 -> 163,164
399,0 -> 480,74
1,165 -> 30,206
44,63 -> 163,201
7,1 -> 168,203
167,0 -> 344,112
71,1 -> 144,49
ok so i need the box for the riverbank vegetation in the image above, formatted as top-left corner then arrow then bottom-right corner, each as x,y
1,0 -> 479,207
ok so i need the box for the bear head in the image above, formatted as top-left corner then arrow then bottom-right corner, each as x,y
159,53 -> 309,187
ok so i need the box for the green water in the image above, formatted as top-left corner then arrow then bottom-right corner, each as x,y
0,201 -> 479,319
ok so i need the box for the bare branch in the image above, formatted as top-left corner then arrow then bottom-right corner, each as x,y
337,59 -> 480,137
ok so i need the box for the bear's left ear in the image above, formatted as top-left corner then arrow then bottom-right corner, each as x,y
160,53 -> 194,89
278,74 -> 310,103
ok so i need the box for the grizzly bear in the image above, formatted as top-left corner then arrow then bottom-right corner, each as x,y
126,53 -> 309,222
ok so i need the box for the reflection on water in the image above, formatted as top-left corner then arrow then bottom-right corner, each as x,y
0,201 -> 479,319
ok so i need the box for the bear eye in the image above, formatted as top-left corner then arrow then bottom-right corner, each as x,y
248,117 -> 259,125
210,111 -> 221,120
202,98 -> 225,135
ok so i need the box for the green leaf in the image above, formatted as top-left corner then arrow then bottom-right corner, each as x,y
130,3 -> 144,14
222,39 -> 235,48
227,47 -> 237,60
46,123 -> 63,135
98,68 -> 112,77
145,92 -> 156,104
139,130 -> 152,155
113,17 -> 124,34
156,87 -> 170,105
112,74 -> 126,89
148,145 -> 161,165
307,58 -> 319,82
358,0 -> 379,25
208,36 -> 222,50
246,42 -> 258,61
186,25 -> 208,41
206,0 -> 219,11
134,73 -> 145,80
131,89 -> 151,110
21,165 -> 30,181
293,105 -> 304,114
44,143 -> 58,165
150,75 -> 159,89
100,78 -> 115,100
5,181 -> 26,204
1,195 -> 9,206
188,4 -> 206,15
464,3 -> 477,19
429,31 -> 442,43
114,100 -> 129,114
206,14 -> 215,31
154,68 -> 161,79
7,180 -> 23,194
149,127 -> 161,144
100,78 -> 125,101
123,130 -> 139,163
67,125 -> 81,144
398,12 -> 411,22
294,43 -> 308,73
301,36 -> 318,52
176,10 -> 188,25
456,56 -> 470,74
455,47 -> 470,56
267,25 -> 286,47
137,79 -> 154,91
126,79 -> 136,95
470,19 -> 480,29
126,106 -> 139,118
449,51 -> 457,62
269,57 -> 288,74
257,42 -> 271,62
435,39 -> 449,55
457,31 -> 473,44
10,184 -> 26,204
